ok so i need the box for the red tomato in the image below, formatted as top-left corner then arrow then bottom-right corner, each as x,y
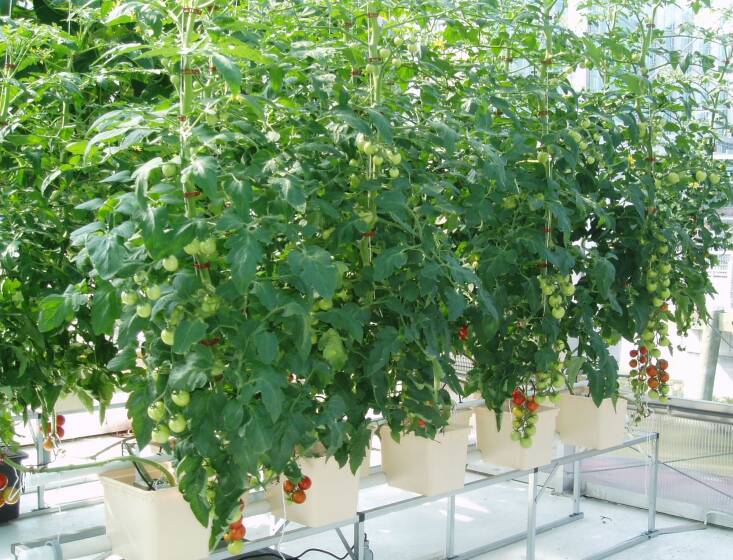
0,473 -> 7,491
646,365 -> 658,377
56,415 -> 66,427
56,426 -> 65,439
629,359 -> 638,368
658,359 -> 668,371
527,399 -> 540,412
229,525 -> 246,541
639,346 -> 648,355
648,378 -> 659,389
629,349 -> 638,357
283,480 -> 295,493
292,490 -> 306,504
298,476 -> 312,491
660,373 -> 670,383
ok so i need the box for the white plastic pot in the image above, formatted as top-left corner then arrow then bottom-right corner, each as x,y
99,468 -> 210,560
556,393 -> 627,449
450,408 -> 474,429
475,405 -> 558,470
266,456 -> 360,527
379,424 -> 470,496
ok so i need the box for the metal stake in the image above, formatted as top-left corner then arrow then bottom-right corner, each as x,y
353,514 -> 365,560
446,494 -> 456,558
527,468 -> 539,560
572,460 -> 581,515
648,433 -> 659,534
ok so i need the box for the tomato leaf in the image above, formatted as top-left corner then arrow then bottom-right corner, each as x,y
212,53 -> 242,90
86,233 -> 129,280
91,283 -> 122,336
228,232 -> 263,294
173,319 -> 208,354
287,247 -> 338,300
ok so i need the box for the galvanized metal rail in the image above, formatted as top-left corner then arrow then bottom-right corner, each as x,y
14,430 -> 705,560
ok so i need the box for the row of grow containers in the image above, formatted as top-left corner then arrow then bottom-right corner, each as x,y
98,393 -> 627,560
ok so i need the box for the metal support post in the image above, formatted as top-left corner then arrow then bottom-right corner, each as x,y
572,460 -> 581,515
527,468 -> 539,560
353,513 -> 365,560
34,413 -> 50,511
647,433 -> 659,534
446,495 -> 456,558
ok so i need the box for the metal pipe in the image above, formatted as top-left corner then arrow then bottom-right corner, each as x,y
527,469 -> 538,560
353,514 -> 365,560
572,460 -> 581,515
449,514 -> 583,560
446,495 -> 456,558
647,433 -> 660,533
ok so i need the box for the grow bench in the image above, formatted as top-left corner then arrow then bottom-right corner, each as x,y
209,432 -> 667,560
10,432 -> 675,560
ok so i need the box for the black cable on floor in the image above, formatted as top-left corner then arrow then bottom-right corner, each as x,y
294,548 -> 350,559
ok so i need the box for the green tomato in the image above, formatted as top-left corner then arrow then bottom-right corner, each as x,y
695,170 -> 707,182
349,174 -> 361,189
660,263 -> 672,274
647,389 -> 659,400
372,155 -> 384,167
659,396 -> 669,404
709,173 -> 721,185
561,284 -> 575,297
183,239 -> 201,256
133,271 -> 148,285
549,393 -> 561,405
502,196 -> 518,210
537,151 -> 549,165
525,424 -> 537,436
349,159 -> 359,167
551,307 -> 566,320
666,172 -> 680,185
647,269 -> 658,279
168,414 -> 187,434
151,425 -> 171,444
512,418 -> 522,429
552,377 -> 565,389
363,142 -> 377,156
660,288 -> 671,299
651,348 -> 662,358
541,284 -> 556,295
511,406 -> 524,418
510,431 -> 521,441
171,390 -> 191,407
162,255 -> 179,272
365,63 -> 378,75
146,285 -> 162,301
162,163 -> 178,178
161,329 -> 175,346
646,282 -> 658,293
581,118 -> 591,128
527,413 -> 539,425
654,178 -> 662,188
227,541 -> 245,556
121,291 -> 138,306
200,238 -> 217,256
136,303 -> 152,319
389,152 -> 402,165
586,156 -> 596,165
652,297 -> 664,307
393,36 -> 403,47
147,401 -> 166,422
658,245 -> 669,255
317,299 -> 333,311
520,436 -> 533,448
379,47 -> 391,60
389,167 -> 400,178
548,295 -> 563,308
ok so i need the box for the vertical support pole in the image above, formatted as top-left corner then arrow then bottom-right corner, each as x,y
572,459 -> 581,515
562,444 -> 576,495
700,309 -> 722,401
527,468 -> 539,560
34,413 -> 50,511
647,433 -> 660,534
353,514 -> 365,560
445,495 -> 456,558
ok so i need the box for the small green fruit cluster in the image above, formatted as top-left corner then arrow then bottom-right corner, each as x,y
540,274 -> 574,320
147,391 -> 191,444
355,133 -> 402,179
510,389 -> 541,448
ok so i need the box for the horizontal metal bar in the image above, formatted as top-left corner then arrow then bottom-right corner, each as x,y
654,523 -> 707,535
450,513 -> 584,560
11,526 -> 107,557
18,497 -> 104,520
582,533 -> 651,560
209,517 -> 360,559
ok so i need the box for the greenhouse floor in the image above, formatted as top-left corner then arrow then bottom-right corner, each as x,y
2,475 -> 732,560
1,434 -> 731,560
